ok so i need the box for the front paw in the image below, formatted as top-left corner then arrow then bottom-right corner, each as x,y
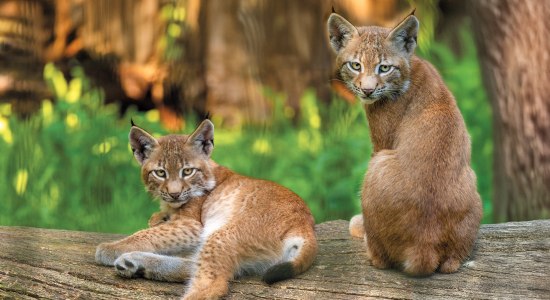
114,252 -> 146,278
95,243 -> 120,266
148,212 -> 170,227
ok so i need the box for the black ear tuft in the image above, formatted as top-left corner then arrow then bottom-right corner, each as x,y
188,119 -> 215,157
332,6 -> 336,13
410,8 -> 416,16
327,13 -> 359,54
204,111 -> 211,120
386,15 -> 419,56
130,118 -> 136,127
129,126 -> 159,165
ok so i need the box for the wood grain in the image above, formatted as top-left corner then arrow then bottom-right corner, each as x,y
1,220 -> 549,299
469,0 -> 550,222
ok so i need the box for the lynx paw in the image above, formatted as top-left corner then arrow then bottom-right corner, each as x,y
369,256 -> 390,269
95,243 -> 120,266
439,257 -> 461,274
366,241 -> 390,269
148,212 -> 171,227
115,252 -> 192,282
114,252 -> 146,278
182,287 -> 227,300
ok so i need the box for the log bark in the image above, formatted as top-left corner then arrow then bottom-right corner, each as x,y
469,0 -> 550,222
1,220 -> 549,299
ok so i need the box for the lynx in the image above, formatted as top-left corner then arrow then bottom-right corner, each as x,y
327,12 -> 482,276
95,119 -> 317,299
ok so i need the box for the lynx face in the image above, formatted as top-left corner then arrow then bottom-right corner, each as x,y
328,13 -> 419,104
130,121 -> 216,208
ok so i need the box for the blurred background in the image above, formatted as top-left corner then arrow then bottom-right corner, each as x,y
0,0 -> 548,233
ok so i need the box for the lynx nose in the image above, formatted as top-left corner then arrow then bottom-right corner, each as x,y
169,192 -> 180,200
362,88 -> 374,96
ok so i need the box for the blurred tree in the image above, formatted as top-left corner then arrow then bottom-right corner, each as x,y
197,0 -> 415,126
196,0 -> 336,126
2,0 -> 435,128
469,0 -> 550,221
79,0 -> 184,129
164,0 -> 207,127
0,0 -> 52,116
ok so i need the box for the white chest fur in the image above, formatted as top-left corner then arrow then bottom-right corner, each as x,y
200,189 -> 239,240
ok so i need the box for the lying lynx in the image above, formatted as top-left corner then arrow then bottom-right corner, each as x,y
95,119 -> 317,299
327,12 -> 482,276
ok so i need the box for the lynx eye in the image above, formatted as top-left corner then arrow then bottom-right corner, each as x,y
347,61 -> 362,72
378,64 -> 392,73
153,169 -> 167,179
181,168 -> 195,177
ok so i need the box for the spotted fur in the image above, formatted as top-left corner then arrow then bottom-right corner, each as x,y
328,13 -> 482,276
95,120 -> 317,300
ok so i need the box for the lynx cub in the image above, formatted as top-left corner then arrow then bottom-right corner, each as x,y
327,12 -> 482,276
95,120 -> 317,299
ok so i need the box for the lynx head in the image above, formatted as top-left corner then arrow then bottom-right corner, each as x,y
129,119 -> 216,208
327,12 -> 419,104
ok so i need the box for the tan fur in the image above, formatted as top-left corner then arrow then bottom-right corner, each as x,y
348,214 -> 365,238
95,120 -> 317,299
328,13 -> 482,276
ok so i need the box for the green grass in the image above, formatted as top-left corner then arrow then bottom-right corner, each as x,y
0,28 -> 493,233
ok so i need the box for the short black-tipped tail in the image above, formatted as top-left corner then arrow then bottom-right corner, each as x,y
262,262 -> 295,284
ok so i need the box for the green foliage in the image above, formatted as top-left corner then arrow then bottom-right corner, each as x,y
0,25 -> 493,233
0,64 -> 370,233
408,0 -> 439,53
213,89 -> 369,222
159,1 -> 186,61
0,63 -> 162,233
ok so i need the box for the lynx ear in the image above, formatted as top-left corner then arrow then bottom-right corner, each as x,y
386,15 -> 419,56
188,119 -> 214,157
327,13 -> 358,53
129,125 -> 159,165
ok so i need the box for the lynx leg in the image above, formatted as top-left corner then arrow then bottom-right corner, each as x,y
114,251 -> 193,282
365,235 -> 390,269
96,218 -> 202,266
439,256 -> 461,274
402,245 -> 439,276
439,206 -> 480,274
182,232 -> 240,300
148,211 -> 171,227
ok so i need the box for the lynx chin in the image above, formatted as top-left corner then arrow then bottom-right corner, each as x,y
328,11 -> 482,276
95,119 -> 317,300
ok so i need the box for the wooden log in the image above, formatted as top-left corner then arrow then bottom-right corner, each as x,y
0,220 -> 549,299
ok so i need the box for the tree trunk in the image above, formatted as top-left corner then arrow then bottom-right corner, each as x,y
200,0 -> 335,126
200,0 -> 408,126
0,0 -> 52,116
201,0 -> 267,126
469,0 -> 550,222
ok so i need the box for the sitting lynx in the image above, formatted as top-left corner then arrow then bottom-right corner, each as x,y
327,12 -> 482,276
95,119 -> 317,299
